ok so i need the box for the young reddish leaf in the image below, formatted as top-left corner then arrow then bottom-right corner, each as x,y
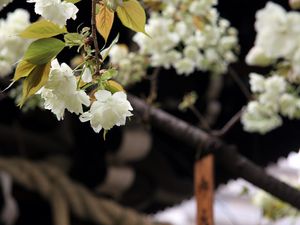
13,60 -> 36,81
96,3 -> 114,43
19,62 -> 51,107
116,0 -> 147,35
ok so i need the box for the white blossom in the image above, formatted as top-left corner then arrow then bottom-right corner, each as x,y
109,45 -> 146,86
249,73 -> 265,93
189,0 -> 217,16
40,59 -> 90,120
242,73 -> 294,134
109,44 -> 129,65
264,75 -> 286,95
130,0 -> 238,76
80,90 -> 133,133
174,58 -> 195,75
290,48 -> 300,84
279,93 -> 300,119
0,9 -> 30,77
250,2 -> 300,60
81,67 -> 92,83
27,0 -> 78,27
241,101 -> 282,134
246,46 -> 272,66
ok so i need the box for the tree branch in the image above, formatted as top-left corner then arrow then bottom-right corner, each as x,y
128,94 -> 300,210
91,0 -> 101,74
128,94 -> 211,151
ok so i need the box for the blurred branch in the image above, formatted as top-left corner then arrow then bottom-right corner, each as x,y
147,67 -> 161,104
203,75 -> 223,128
129,94 -> 300,210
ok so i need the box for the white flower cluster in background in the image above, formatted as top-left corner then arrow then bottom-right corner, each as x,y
26,0 -> 78,27
0,9 -> 31,77
0,0 -> 13,11
246,1 -> 300,84
242,73 -> 295,134
246,2 -> 300,67
242,2 -> 300,134
131,0 -> 238,76
37,59 -> 133,132
242,73 -> 300,134
108,44 -> 146,86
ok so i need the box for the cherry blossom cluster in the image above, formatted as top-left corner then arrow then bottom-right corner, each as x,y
0,0 -> 133,134
108,44 -> 147,86
131,0 -> 238,76
40,59 -> 133,133
107,0 -> 238,87
242,2 -> 300,134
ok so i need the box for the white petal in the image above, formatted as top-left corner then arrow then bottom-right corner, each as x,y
94,90 -> 111,101
82,67 -> 92,83
79,112 -> 92,122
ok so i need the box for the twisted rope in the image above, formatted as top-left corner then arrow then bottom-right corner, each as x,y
0,158 -> 168,225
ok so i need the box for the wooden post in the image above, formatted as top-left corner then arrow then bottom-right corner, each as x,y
195,154 -> 214,225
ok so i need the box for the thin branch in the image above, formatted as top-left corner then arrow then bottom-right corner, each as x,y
212,107 -> 244,137
91,0 -> 101,74
228,66 -> 252,100
189,105 -> 211,131
128,94 -> 300,210
147,67 -> 161,104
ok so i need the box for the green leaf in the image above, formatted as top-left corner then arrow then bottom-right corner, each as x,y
23,38 -> 65,65
116,0 -> 147,34
101,69 -> 118,81
100,33 -> 119,60
13,60 -> 36,81
19,62 -> 51,107
65,0 -> 81,3
19,20 -> 67,39
96,3 -> 114,43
